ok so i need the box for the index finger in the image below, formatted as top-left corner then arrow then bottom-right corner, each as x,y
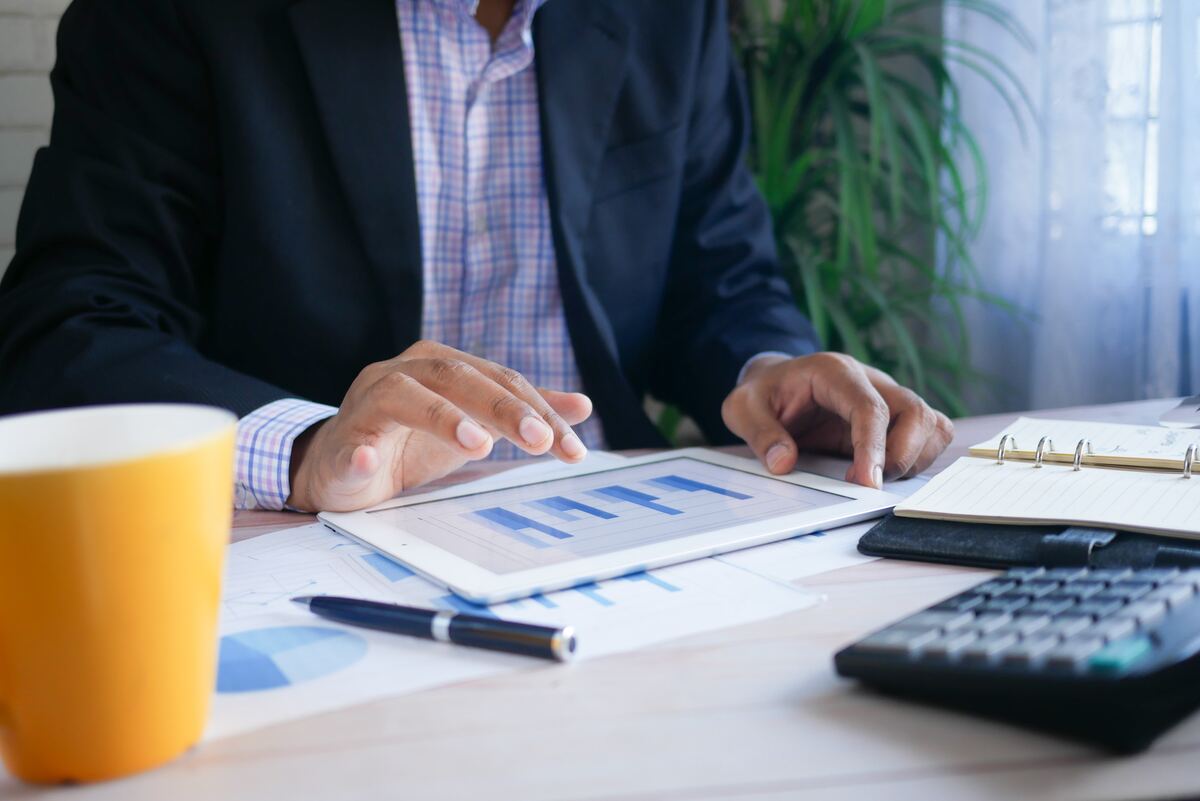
442,350 -> 590,463
800,359 -> 889,488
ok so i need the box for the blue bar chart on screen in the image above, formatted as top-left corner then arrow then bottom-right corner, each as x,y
364,457 -> 850,575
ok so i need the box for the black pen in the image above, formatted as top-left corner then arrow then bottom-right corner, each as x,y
291,595 -> 577,662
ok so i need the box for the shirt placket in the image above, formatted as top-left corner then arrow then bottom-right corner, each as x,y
458,22 -> 494,360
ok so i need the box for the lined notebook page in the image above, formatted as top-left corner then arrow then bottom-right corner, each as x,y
969,417 -> 1200,466
895,457 -> 1200,538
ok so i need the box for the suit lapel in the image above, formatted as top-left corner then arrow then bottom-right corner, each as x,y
289,0 -> 422,346
535,2 -> 629,272
535,3 -> 664,447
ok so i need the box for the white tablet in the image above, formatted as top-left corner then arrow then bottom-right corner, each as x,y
319,448 -> 900,604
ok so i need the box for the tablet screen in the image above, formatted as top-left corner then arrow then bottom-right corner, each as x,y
366,457 -> 850,574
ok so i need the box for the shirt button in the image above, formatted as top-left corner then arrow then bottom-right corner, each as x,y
471,212 -> 488,235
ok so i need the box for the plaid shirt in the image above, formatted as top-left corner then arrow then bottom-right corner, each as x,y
235,0 -> 600,510
233,0 -> 787,510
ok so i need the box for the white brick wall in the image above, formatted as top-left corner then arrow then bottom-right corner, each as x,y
0,0 -> 66,279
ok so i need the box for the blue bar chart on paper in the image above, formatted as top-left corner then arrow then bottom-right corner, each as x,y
367,458 -> 849,574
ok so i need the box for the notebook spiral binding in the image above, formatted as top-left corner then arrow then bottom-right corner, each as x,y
996,436 -> 1197,479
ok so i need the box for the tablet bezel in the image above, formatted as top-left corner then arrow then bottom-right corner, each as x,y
319,448 -> 899,604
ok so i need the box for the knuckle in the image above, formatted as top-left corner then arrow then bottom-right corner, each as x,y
356,360 -> 388,384
810,352 -> 848,372
917,403 -> 937,431
488,393 -> 524,421
866,397 -> 890,423
939,413 -> 956,438
378,369 -> 414,393
425,357 -> 468,385
721,387 -> 746,417
407,338 -> 440,357
893,386 -> 921,408
423,398 -> 456,428
543,411 -> 569,435
831,352 -> 860,370
495,366 -> 530,392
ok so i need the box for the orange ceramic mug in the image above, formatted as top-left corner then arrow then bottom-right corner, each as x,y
0,404 -> 235,783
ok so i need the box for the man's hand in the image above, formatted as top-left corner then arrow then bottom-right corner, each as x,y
287,340 -> 593,512
722,353 -> 953,489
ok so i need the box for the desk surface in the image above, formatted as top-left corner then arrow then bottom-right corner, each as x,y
8,398 -> 1199,801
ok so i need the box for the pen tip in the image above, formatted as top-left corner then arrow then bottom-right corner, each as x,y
291,596 -> 312,606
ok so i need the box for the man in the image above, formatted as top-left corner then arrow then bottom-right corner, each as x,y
0,0 -> 952,512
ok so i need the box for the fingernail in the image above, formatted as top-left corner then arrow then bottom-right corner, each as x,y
766,443 -> 790,472
519,416 -> 553,446
561,432 -> 587,459
456,419 -> 490,450
872,465 -> 884,489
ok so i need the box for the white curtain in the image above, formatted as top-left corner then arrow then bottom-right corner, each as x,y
945,0 -> 1200,413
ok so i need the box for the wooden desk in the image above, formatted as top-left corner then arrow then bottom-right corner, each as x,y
8,398 -> 1199,801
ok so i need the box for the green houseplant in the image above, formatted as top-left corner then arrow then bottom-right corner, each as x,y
732,0 -> 1033,417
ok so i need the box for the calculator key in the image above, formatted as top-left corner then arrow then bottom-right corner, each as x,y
1088,635 -> 1153,674
975,580 -> 1019,596
1096,582 -> 1152,602
1165,577 -> 1200,595
1173,569 -> 1200,588
1020,580 -> 1063,597
1043,568 -> 1089,581
855,629 -> 940,656
1089,618 -> 1138,643
1054,581 -> 1106,599
992,616 -> 1052,637
930,594 -> 986,612
1004,567 -> 1046,580
1002,635 -> 1060,665
1166,575 -> 1200,594
1019,598 -> 1076,617
967,613 -> 1012,634
1143,583 -> 1196,608
1113,600 -> 1168,627
978,597 -> 1030,613
1086,568 -> 1133,583
1063,599 -> 1124,619
921,631 -> 979,660
1131,568 -> 1179,584
1039,617 -> 1093,638
1045,637 -> 1105,669
960,632 -> 1019,661
895,611 -> 975,632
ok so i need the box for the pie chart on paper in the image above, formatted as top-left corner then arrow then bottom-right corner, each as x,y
216,625 -> 368,693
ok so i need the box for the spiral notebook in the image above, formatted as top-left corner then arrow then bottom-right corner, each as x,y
895,417 -> 1200,539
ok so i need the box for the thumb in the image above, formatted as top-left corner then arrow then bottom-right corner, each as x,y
327,440 -> 382,493
722,387 -> 797,475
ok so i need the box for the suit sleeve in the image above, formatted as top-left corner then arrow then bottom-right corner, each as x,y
0,0 -> 291,417
647,0 -> 820,444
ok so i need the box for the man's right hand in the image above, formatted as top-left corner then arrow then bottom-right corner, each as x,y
286,340 -> 593,512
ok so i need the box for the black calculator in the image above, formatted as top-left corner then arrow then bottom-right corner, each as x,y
834,567 -> 1200,753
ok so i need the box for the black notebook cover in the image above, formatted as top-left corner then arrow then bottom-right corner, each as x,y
858,514 -> 1200,570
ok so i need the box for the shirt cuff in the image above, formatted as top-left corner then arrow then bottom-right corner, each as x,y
234,398 -> 338,511
737,351 -> 793,385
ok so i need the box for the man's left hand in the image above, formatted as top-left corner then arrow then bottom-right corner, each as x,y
721,353 -> 954,488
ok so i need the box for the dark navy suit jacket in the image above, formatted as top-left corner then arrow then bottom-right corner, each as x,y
0,0 -> 818,448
